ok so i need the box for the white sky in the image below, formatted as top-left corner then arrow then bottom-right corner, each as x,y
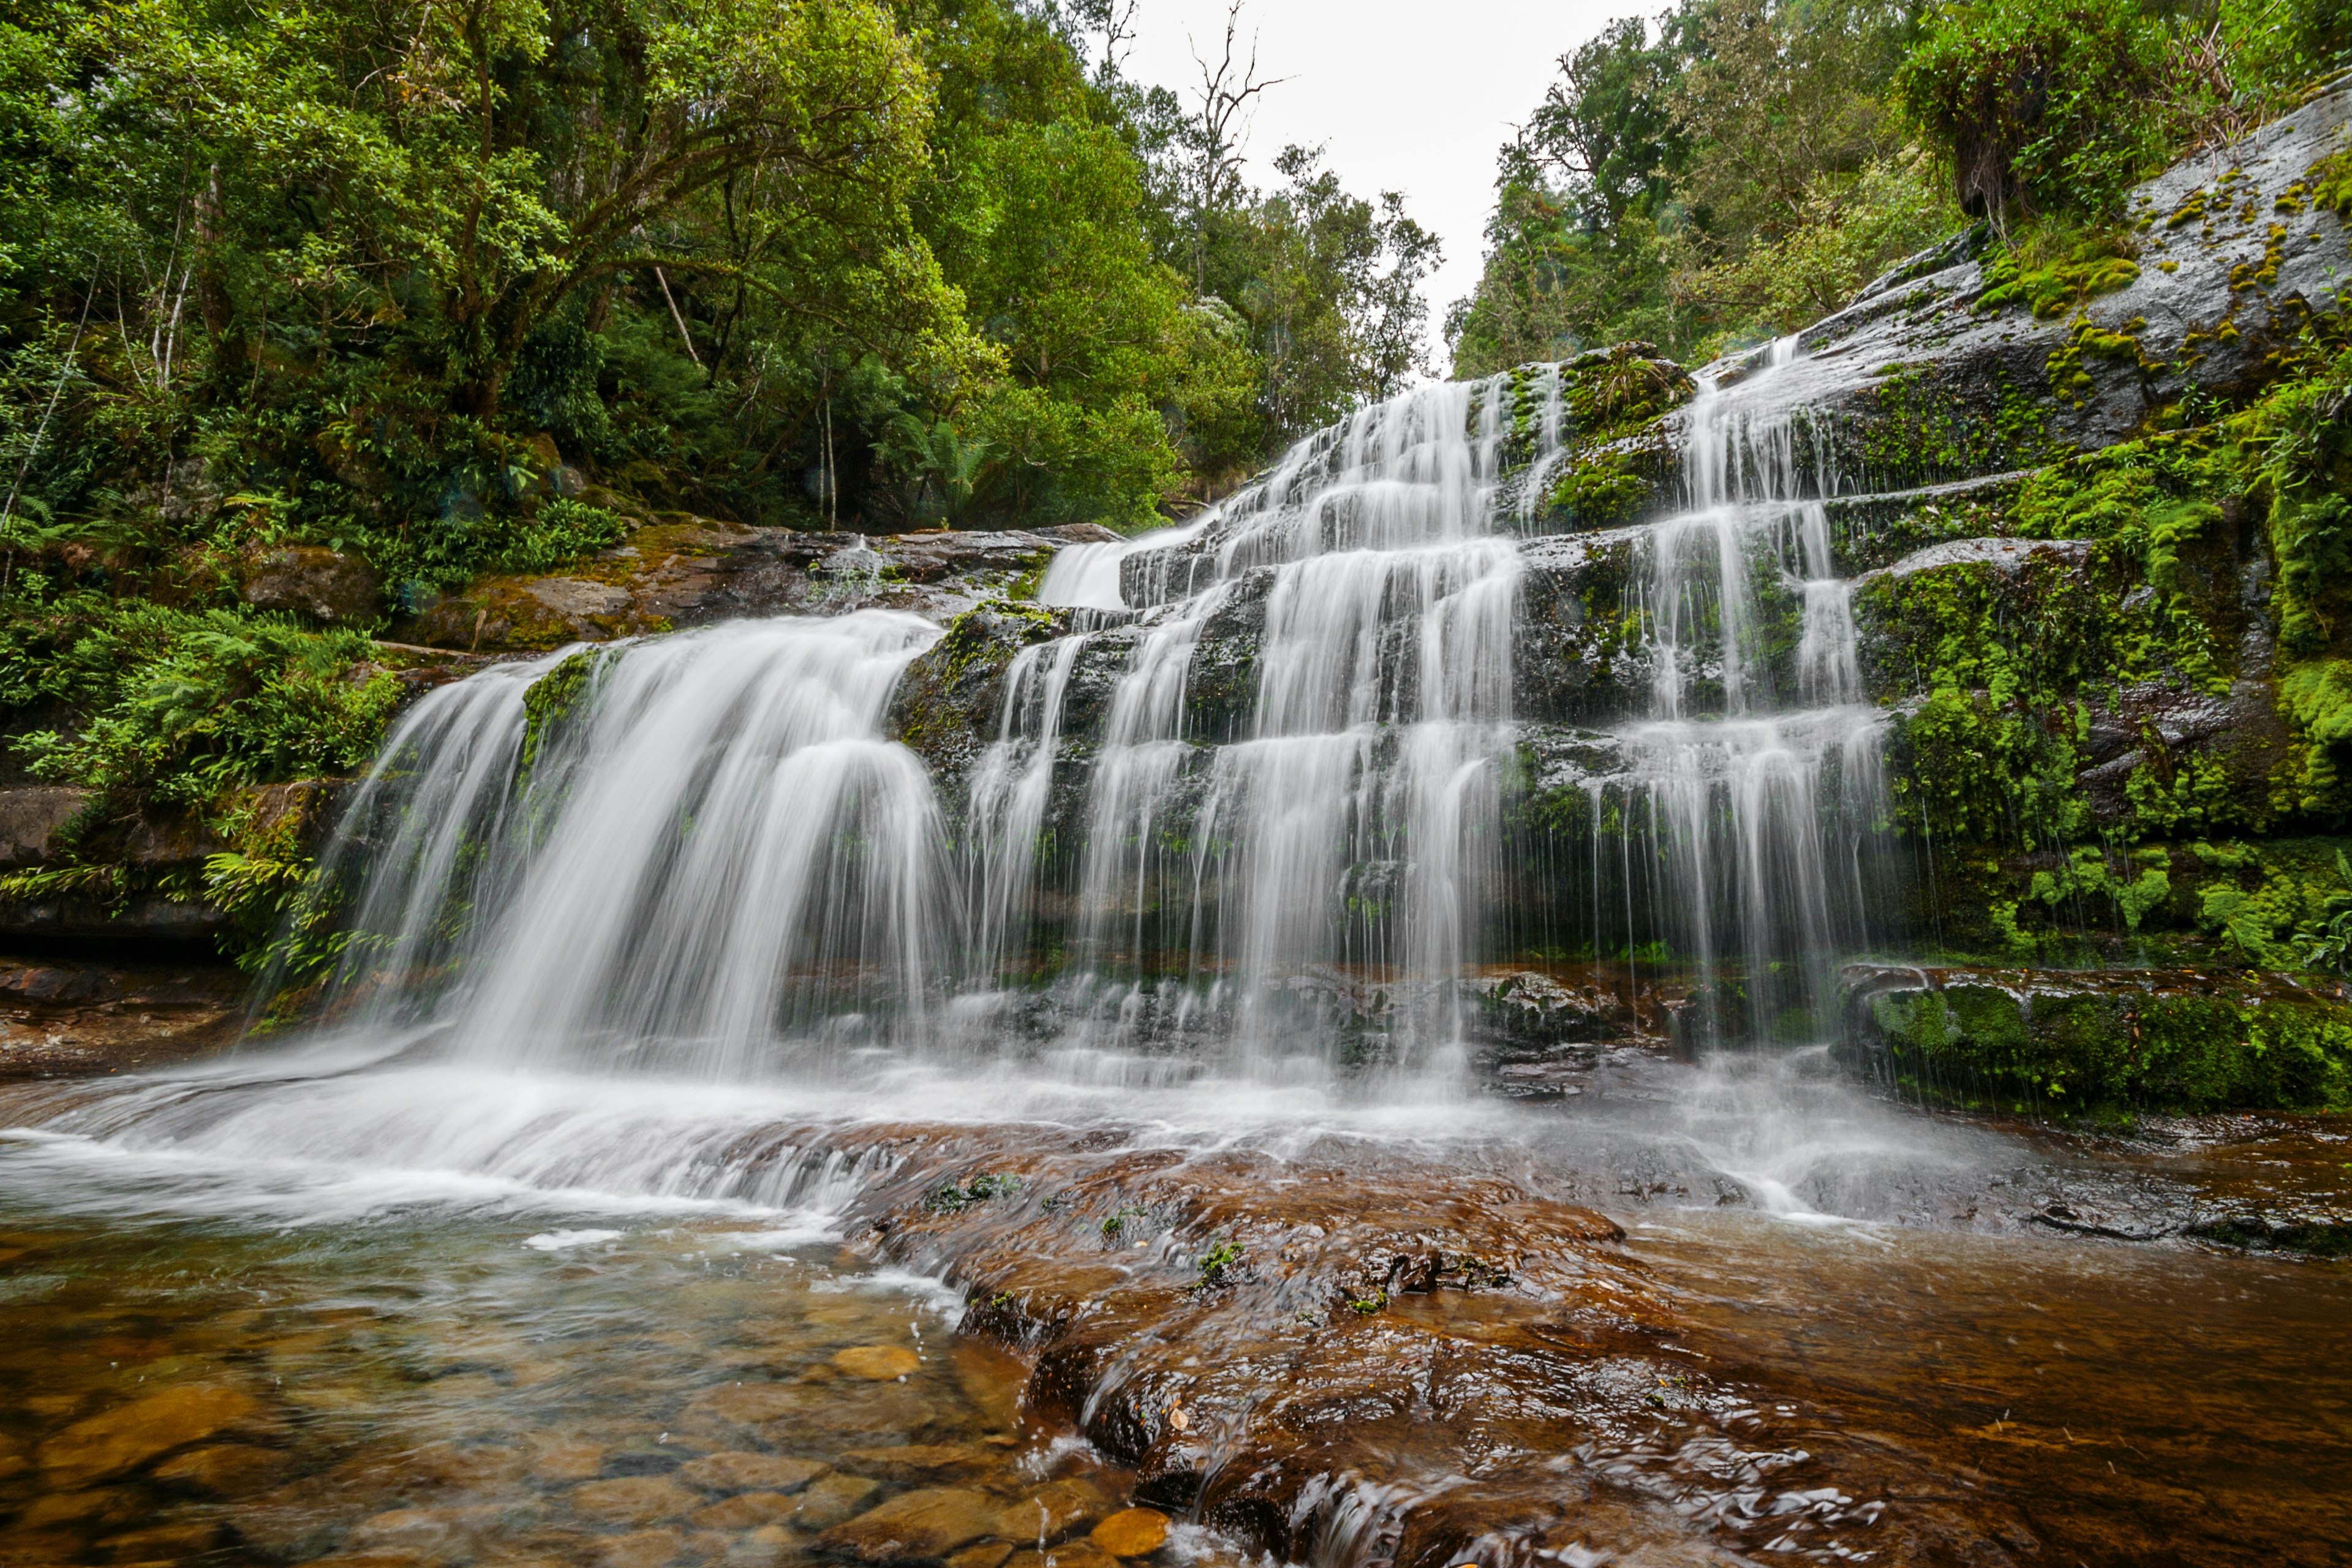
1114,0 -> 1625,374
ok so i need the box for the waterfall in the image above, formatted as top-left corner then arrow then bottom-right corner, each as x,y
1023,376 -> 1541,1067
278,347 -> 1883,1076
300,611 -> 953,1076
1567,337 -> 1888,1040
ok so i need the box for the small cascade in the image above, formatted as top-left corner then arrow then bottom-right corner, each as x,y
965,633 -> 1088,982
300,612 -> 952,1074
1571,336 -> 1888,1039
1023,375 -> 1547,1066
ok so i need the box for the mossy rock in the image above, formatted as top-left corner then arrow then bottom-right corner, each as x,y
1841,962 -> 2352,1112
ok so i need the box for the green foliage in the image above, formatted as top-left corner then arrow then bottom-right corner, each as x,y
1693,148 -> 1964,336
490,502 -> 628,578
0,595 -> 399,804
1894,0 -> 2169,224
922,1171 -> 1023,1215
1193,1235 -> 1244,1290
0,0 -> 1446,619
2303,853 -> 2352,973
2217,0 -> 2352,104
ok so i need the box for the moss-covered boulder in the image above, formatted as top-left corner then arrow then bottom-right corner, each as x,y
1839,961 -> 2352,1112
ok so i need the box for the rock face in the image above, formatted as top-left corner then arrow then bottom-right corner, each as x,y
804,1120 -> 2027,1568
0,954 -> 244,1079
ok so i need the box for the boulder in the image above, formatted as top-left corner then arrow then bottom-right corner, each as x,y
241,546 -> 384,623
0,786 -> 89,867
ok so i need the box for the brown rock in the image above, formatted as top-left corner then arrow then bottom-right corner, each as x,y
690,1381 -> 816,1424
597,1528 -> 684,1568
692,1491 -> 804,1529
832,1345 -> 921,1381
349,1503 -> 505,1549
96,1518 -> 230,1558
570,1474 -> 700,1525
1090,1509 -> 1170,1558
737,1524 -> 807,1567
241,545 -> 384,623
792,1472 -> 884,1530
150,1442 -> 285,1497
526,1438 -> 607,1483
17,1486 -> 142,1529
837,1444 -> 995,1485
812,1487 -> 1000,1562
527,576 -> 633,618
997,1477 -> 1117,1544
1005,1546 -> 1119,1568
679,1450 -> 830,1494
948,1544 -> 1015,1568
37,1384 -> 264,1487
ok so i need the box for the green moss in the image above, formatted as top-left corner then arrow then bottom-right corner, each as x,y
2310,146 -> 2352,221
1977,243 -> 2140,320
2045,316 -> 2160,405
1842,363 -> 2056,488
1545,447 -> 1652,525
1864,973 -> 2352,1112
518,648 -> 603,781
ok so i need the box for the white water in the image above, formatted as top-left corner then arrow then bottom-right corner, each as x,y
306,611 -> 952,1076
1564,338 -> 1887,1036
1017,375 -> 1541,1066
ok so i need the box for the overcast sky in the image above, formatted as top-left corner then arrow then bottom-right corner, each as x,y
1112,0 -> 1624,375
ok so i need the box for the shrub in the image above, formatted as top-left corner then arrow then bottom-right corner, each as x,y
488,500 -> 629,576
0,596 -> 400,805
1894,0 -> 2170,225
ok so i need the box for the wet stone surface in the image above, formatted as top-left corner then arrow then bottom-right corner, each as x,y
1,1071 -> 2348,1567
0,1215 -> 1202,1568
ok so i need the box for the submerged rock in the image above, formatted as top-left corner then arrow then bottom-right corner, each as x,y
37,1384 -> 265,1488
678,1451 -> 830,1494
812,1485 -> 1003,1562
833,1346 -> 922,1382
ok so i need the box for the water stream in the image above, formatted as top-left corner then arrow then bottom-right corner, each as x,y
1,356 -> 2345,1567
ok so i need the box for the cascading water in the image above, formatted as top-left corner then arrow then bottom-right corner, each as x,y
279,351 -> 1882,1073
1554,338 -> 1889,1039
301,611 -> 953,1075
1002,375 -> 1544,1068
